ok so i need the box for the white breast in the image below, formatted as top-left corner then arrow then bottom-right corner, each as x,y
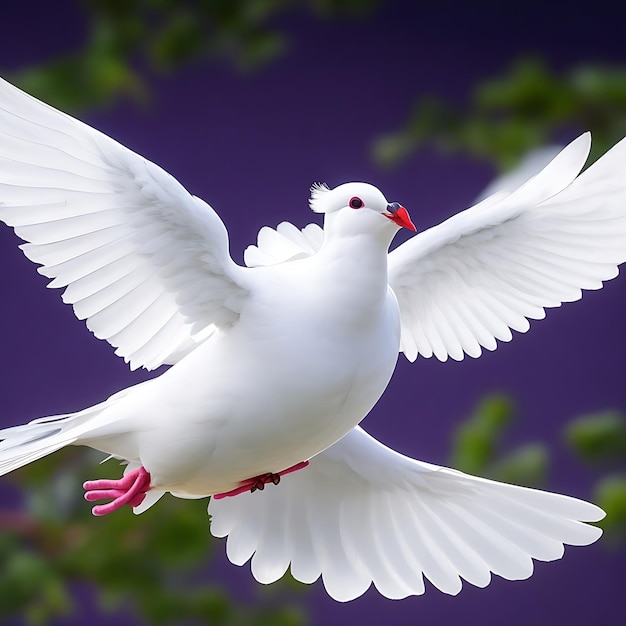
83,244 -> 400,496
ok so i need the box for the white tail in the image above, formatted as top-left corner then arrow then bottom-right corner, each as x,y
0,413 -> 82,475
0,398 -> 115,476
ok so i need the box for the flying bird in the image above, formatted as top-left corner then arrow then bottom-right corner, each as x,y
0,77 -> 623,601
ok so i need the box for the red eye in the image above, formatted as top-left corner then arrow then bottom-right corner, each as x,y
349,197 -> 364,209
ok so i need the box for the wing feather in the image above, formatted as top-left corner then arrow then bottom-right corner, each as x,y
208,426 -> 603,601
244,221 -> 323,267
0,78 -> 248,370
389,133 -> 626,361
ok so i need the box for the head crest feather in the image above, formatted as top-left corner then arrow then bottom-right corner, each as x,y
309,182 -> 330,213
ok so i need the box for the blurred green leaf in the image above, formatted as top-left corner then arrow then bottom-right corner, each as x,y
449,394 -> 515,475
0,536 -> 72,625
373,97 -> 457,168
450,395 -> 550,488
491,443 -> 548,488
237,30 -> 286,70
151,10 -> 206,68
594,474 -> 626,544
565,411 -> 626,463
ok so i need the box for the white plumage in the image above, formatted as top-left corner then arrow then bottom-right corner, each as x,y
209,426 -> 602,601
0,77 -> 620,601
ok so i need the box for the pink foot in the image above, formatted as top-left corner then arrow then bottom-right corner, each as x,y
213,460 -> 309,500
83,467 -> 151,516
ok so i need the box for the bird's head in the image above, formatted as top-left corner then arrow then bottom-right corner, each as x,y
309,182 -> 415,244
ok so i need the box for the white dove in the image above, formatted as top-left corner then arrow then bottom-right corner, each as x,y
0,77 -> 622,602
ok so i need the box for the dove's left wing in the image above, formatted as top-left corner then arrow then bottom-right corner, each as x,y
243,221 -> 323,267
208,426 -> 603,601
389,133 -> 626,361
0,78 -> 248,370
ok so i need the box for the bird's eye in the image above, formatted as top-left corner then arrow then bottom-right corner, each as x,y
349,197 -> 364,209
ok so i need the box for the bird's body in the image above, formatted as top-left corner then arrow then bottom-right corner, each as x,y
81,237 -> 401,496
0,76 -> 623,601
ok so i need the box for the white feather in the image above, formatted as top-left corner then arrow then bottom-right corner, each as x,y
244,221 -> 323,267
209,427 -> 603,601
0,77 -> 248,370
389,133 -> 626,361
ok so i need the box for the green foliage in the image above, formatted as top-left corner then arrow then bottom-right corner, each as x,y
8,0 -> 376,113
490,443 -> 548,488
1,449 -> 306,625
564,411 -> 626,462
593,475 -> 626,544
0,535 -> 72,625
373,58 -> 626,171
450,394 -> 511,473
563,411 -> 626,544
449,394 -> 548,487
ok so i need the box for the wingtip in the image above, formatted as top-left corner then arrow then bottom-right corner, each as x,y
575,130 -> 592,153
583,502 -> 607,524
562,130 -> 592,166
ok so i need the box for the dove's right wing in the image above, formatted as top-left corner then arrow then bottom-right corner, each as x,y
208,426 -> 603,601
0,78 -> 249,370
388,133 -> 626,362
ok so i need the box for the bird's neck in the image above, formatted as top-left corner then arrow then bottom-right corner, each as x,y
315,232 -> 391,321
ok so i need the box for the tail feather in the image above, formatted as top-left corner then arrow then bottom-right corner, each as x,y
0,382 -> 149,478
0,413 -> 78,475
0,404 -> 111,476
0,417 -> 68,449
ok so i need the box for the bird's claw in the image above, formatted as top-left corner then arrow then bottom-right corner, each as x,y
213,460 -> 309,500
83,466 -> 151,516
250,472 -> 281,493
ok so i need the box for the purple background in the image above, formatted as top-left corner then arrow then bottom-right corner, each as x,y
1,1 -> 625,624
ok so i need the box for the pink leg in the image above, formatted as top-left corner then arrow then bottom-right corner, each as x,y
83,467 -> 151,516
213,460 -> 309,500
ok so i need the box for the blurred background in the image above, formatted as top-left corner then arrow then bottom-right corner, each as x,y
1,1 -> 625,624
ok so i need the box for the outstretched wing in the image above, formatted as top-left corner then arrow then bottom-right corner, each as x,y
389,133 -> 626,361
0,78 -> 249,370
208,426 -> 603,602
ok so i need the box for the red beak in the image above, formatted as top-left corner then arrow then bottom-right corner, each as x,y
384,203 -> 416,232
